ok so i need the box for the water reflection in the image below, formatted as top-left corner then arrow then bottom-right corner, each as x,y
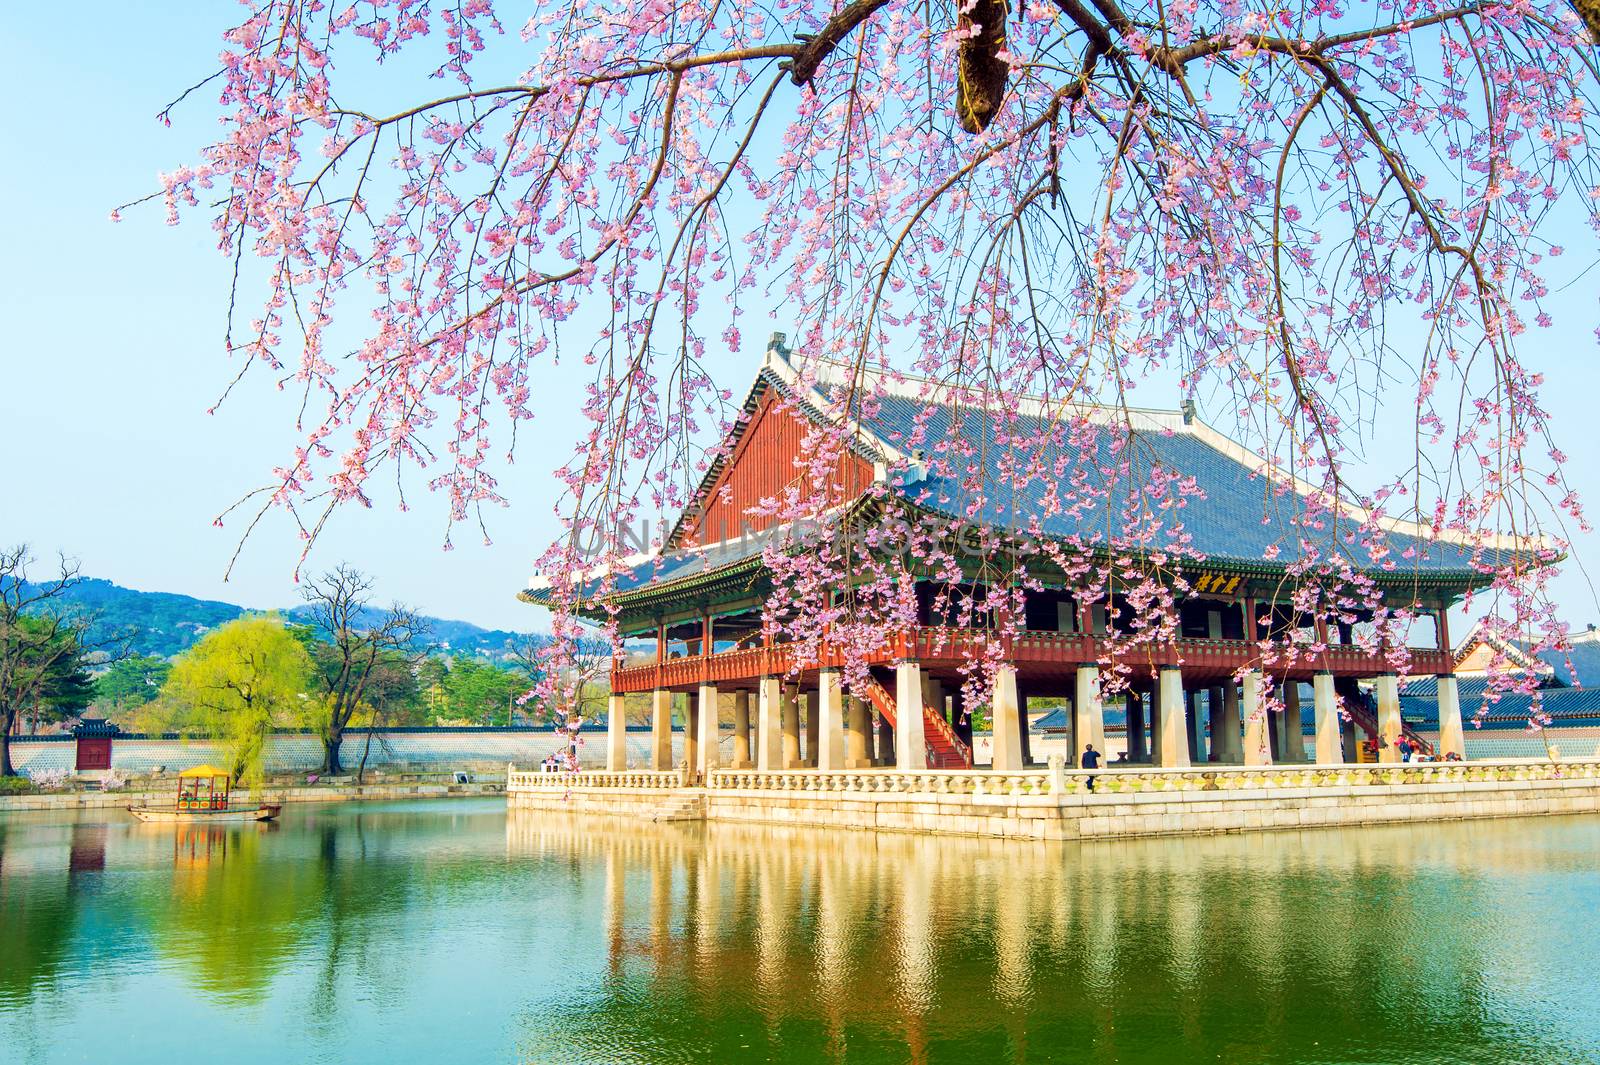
505,814 -> 1600,1065
1,803 -> 1596,1065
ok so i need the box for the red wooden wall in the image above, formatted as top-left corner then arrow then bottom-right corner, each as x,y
677,391 -> 873,547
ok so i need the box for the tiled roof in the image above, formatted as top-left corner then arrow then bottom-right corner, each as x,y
1530,635 -> 1600,688
1398,685 -> 1600,729
523,534 -> 768,606
859,393 -> 1510,576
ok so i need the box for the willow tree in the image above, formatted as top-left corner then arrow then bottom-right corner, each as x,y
140,0 -> 1598,712
162,615 -> 312,788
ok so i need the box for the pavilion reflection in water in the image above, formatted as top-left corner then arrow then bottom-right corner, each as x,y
503,809 -> 1565,1062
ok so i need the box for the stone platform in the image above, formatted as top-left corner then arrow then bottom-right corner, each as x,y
507,759 -> 1600,842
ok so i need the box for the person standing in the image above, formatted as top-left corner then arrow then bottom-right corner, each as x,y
1081,744 -> 1102,792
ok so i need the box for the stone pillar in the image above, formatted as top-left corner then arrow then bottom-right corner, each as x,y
844,695 -> 872,768
803,690 -> 820,768
650,689 -> 673,771
895,660 -> 929,770
684,691 -> 700,778
1074,665 -> 1104,767
952,688 -> 973,748
1186,689 -> 1206,762
1018,686 -> 1034,767
730,691 -> 752,768
991,664 -> 1024,771
697,683 -> 721,775
1312,671 -> 1344,765
1127,689 -> 1147,762
876,710 -> 894,765
1148,685 -> 1163,763
1219,683 -> 1243,763
925,677 -> 946,724
1436,674 -> 1466,760
1281,681 -> 1303,763
756,677 -> 784,771
1241,672 -> 1271,766
606,692 -> 628,771
1156,666 -> 1191,768
1375,673 -> 1402,764
1207,686 -> 1227,763
816,670 -> 845,772
781,686 -> 803,768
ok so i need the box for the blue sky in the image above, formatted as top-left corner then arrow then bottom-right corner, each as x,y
4,3 -> 1599,635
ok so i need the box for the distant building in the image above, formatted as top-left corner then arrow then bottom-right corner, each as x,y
1400,623 -> 1600,759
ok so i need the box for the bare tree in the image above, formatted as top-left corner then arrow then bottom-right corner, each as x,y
300,565 -> 430,774
0,548 -> 92,776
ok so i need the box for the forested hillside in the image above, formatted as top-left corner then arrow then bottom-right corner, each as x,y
17,577 -> 544,660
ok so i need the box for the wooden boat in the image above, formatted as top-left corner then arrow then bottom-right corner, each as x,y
127,764 -> 281,824
129,804 -> 281,823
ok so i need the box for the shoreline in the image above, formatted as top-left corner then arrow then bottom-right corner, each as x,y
0,778 -> 506,813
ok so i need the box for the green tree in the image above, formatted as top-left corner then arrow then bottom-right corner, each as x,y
295,565 -> 430,773
93,655 -> 171,719
442,657 -> 519,725
161,615 -> 311,789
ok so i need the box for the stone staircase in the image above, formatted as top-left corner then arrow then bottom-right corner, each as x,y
650,791 -> 706,823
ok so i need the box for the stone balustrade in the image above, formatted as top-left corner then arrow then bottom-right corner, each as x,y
700,758 -> 1600,797
506,767 -> 685,791
506,758 -> 1600,797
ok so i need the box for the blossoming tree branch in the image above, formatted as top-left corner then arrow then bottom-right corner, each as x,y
138,0 -> 1598,722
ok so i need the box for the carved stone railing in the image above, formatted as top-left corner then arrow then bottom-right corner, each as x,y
706,758 -> 1600,798
507,768 -> 685,791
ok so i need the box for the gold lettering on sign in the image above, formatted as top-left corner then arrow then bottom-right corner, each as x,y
1192,573 -> 1241,596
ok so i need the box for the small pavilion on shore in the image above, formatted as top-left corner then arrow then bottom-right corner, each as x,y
525,337 -> 1532,776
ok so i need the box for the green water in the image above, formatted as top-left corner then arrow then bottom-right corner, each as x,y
1,801 -> 1597,1064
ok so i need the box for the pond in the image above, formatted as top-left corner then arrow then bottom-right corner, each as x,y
2,800 -> 1597,1063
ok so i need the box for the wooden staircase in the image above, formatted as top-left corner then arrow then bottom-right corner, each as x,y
863,672 -> 972,768
1346,693 -> 1435,759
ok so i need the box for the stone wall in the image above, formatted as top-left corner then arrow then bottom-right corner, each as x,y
507,760 -> 1600,842
5,728 -> 702,777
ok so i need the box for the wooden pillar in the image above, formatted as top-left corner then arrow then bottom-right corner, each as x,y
1156,666 -> 1191,768
895,660 -> 928,770
606,693 -> 629,771
816,670 -> 845,772
756,677 -> 783,771
991,665 -> 1024,771
697,683 -> 721,775
650,689 -> 673,771
730,690 -> 752,768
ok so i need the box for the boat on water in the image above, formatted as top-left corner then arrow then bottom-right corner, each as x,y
127,764 -> 281,824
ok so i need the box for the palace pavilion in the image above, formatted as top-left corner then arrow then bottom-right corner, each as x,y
525,336 -> 1529,776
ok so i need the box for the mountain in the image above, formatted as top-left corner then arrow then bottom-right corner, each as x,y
17,577 -> 546,661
